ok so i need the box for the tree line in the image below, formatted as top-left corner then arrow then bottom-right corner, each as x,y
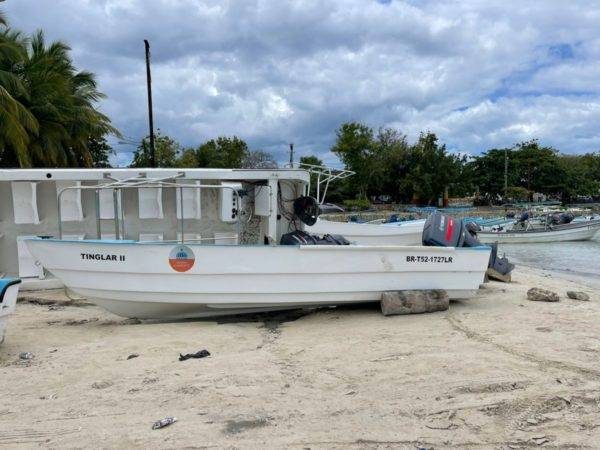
322,123 -> 600,205
126,123 -> 600,205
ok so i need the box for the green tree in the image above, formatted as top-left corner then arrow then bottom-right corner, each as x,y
196,136 -> 249,168
0,21 -> 118,167
407,132 -> 463,204
469,140 -> 571,202
87,136 -> 114,168
511,140 -> 565,196
130,130 -> 180,168
374,128 -> 411,201
177,147 -> 199,168
467,148 -> 513,201
331,122 -> 377,199
0,29 -> 38,166
559,152 -> 600,201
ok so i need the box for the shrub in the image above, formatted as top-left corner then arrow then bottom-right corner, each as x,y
342,198 -> 372,211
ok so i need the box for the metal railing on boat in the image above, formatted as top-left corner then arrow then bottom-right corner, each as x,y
56,174 -> 243,244
286,163 -> 354,204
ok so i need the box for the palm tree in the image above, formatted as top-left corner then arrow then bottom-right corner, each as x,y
0,22 -> 119,167
0,29 -> 38,166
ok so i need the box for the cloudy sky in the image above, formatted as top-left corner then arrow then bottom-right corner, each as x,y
6,0 -> 600,166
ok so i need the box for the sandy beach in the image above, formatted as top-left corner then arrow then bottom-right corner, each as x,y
1,266 -> 599,449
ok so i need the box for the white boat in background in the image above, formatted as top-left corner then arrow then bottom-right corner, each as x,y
306,218 -> 425,245
477,219 -> 600,244
25,238 -> 490,319
23,170 -> 491,320
0,278 -> 21,344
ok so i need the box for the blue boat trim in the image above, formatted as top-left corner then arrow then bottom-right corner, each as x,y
0,278 -> 21,304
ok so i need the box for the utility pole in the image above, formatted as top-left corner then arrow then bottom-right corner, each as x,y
504,147 -> 508,199
289,143 -> 294,167
144,39 -> 156,168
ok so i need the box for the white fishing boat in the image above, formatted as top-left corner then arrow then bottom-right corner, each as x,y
24,170 -> 491,319
0,278 -> 21,344
306,218 -> 425,245
25,238 -> 490,319
477,219 -> 600,244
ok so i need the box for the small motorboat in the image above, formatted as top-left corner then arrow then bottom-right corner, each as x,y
24,172 -> 491,320
476,218 -> 600,243
0,278 -> 21,344
306,218 -> 425,245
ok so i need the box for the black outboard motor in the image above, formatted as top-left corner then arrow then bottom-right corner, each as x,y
560,212 -> 574,224
422,212 -> 481,248
547,212 -> 574,225
422,212 -> 514,277
465,221 -> 481,234
280,230 -> 350,246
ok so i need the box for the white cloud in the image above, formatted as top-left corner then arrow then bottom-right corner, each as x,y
5,0 -> 600,165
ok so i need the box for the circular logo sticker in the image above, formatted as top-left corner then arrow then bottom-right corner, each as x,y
169,245 -> 195,272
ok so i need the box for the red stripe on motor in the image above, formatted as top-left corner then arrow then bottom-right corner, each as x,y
445,218 -> 454,241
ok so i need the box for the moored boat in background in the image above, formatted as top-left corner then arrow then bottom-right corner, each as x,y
306,218 -> 425,245
476,219 -> 600,243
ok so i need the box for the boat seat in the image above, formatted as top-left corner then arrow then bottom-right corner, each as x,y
0,278 -> 21,304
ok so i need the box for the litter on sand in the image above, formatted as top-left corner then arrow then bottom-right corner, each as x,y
152,417 -> 178,430
179,350 -> 210,361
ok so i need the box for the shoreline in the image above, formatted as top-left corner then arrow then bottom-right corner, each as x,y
1,266 -> 600,447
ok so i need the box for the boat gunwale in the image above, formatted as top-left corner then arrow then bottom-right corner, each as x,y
24,237 -> 492,252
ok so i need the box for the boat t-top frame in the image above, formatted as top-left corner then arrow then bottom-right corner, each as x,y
292,163 -> 354,204
56,173 -> 244,243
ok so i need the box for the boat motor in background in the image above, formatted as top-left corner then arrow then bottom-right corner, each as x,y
518,211 -> 530,223
547,212 -> 574,225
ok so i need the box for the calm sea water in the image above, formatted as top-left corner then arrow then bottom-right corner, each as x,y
498,237 -> 600,286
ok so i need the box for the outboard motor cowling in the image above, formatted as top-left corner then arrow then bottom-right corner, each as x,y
422,212 -> 515,278
422,212 -> 465,247
560,212 -> 574,224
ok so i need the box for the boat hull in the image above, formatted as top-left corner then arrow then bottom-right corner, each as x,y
307,219 -> 424,245
477,220 -> 600,243
0,280 -> 21,344
25,239 -> 490,319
